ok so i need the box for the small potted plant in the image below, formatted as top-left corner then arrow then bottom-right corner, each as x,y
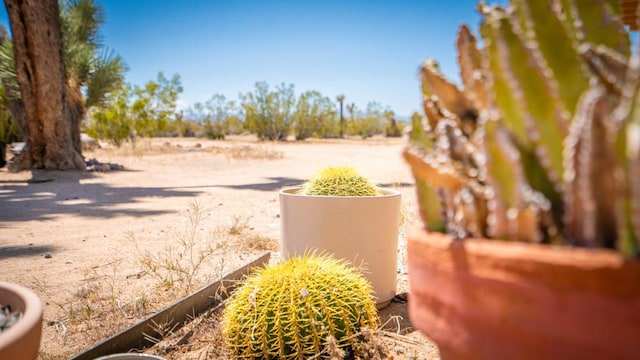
0,282 -> 43,360
403,1 -> 640,359
279,166 -> 401,307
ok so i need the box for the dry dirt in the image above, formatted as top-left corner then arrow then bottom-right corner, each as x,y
0,135 -> 439,359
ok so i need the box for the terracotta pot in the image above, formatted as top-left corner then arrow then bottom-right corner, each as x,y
279,187 -> 401,307
407,228 -> 640,360
0,281 -> 43,360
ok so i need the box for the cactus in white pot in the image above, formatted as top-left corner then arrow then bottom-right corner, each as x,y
280,166 -> 401,307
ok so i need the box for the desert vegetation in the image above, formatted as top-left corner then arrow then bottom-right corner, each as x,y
0,0 -> 406,172
83,78 -> 403,147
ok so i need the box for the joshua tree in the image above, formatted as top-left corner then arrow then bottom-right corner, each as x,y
61,0 -> 127,155
336,94 -> 345,138
3,0 -> 84,169
1,0 -> 125,170
384,110 -> 401,137
347,102 -> 356,120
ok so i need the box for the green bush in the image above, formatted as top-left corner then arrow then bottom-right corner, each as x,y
241,82 -> 295,141
204,118 -> 225,140
292,91 -> 336,140
0,86 -> 22,144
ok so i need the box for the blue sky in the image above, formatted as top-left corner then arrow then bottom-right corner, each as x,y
0,0 -> 503,117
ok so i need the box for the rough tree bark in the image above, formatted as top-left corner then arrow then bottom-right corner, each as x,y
4,0 -> 85,170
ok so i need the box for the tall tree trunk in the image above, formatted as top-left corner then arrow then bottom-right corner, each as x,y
339,100 -> 344,138
337,95 -> 344,138
4,0 -> 84,170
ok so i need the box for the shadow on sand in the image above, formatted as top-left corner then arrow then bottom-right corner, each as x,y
0,244 -> 57,260
212,176 -> 305,191
211,178 -> 415,192
0,170 -> 203,224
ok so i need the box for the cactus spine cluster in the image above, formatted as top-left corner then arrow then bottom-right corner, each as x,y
222,254 -> 379,359
404,0 -> 640,257
299,166 -> 382,196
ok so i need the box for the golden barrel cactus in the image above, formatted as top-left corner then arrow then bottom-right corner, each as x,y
222,254 -> 379,359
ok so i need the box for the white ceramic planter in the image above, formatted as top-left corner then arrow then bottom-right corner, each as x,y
279,187 -> 401,307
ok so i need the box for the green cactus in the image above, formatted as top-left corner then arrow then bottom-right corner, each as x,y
299,166 -> 382,196
222,254 -> 379,359
404,0 -> 639,257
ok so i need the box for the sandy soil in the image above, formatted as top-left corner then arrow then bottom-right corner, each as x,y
0,135 -> 438,359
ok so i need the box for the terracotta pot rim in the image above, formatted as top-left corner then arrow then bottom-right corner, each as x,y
408,227 -> 640,297
410,227 -> 635,266
279,186 -> 401,198
0,281 -> 43,351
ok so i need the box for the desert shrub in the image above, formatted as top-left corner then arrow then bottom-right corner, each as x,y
346,102 -> 385,139
292,90 -> 336,140
86,86 -> 134,147
0,111 -> 20,144
204,118 -> 225,140
0,85 -> 22,144
222,114 -> 244,135
348,116 -> 381,139
385,120 -> 403,137
241,82 -> 295,141
86,73 -> 183,146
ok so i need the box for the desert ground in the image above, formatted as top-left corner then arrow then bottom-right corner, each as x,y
0,135 -> 439,359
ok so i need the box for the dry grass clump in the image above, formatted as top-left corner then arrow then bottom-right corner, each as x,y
33,201 -> 278,359
219,214 -> 278,252
133,202 -> 278,296
236,233 -> 278,252
144,312 -> 437,359
86,138 -> 284,161
88,138 -> 188,157
34,256 -> 160,359
226,215 -> 250,236
133,200 -> 225,296
216,144 -> 284,160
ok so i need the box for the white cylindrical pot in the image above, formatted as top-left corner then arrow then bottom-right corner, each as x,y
279,187 -> 401,307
